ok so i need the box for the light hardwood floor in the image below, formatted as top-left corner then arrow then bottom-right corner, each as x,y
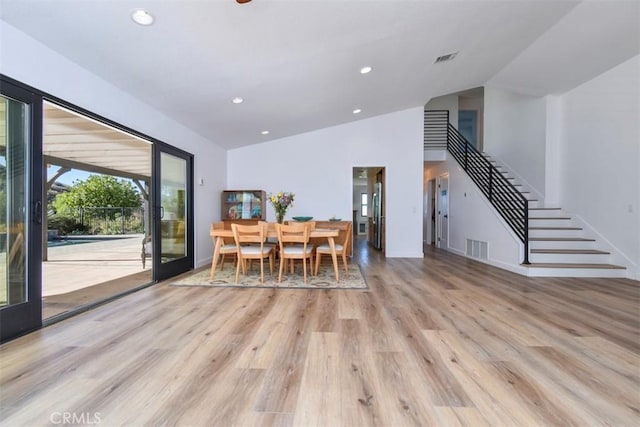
1,238 -> 638,426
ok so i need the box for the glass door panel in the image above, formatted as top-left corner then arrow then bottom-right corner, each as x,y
0,95 -> 28,308
160,152 -> 187,262
153,144 -> 192,281
0,81 -> 43,342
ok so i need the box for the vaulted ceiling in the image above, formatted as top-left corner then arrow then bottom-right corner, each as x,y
1,0 -> 638,150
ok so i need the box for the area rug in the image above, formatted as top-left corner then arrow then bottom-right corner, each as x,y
171,263 -> 368,289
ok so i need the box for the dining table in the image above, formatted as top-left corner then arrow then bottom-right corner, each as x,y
209,223 -> 341,282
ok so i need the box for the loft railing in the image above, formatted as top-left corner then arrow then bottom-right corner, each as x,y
424,109 -> 530,264
424,110 -> 448,150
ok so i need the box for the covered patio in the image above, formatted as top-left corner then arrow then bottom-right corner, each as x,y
42,101 -> 153,319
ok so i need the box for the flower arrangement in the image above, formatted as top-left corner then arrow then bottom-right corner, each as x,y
269,191 -> 295,223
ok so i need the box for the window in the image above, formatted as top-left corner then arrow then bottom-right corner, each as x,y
361,193 -> 368,217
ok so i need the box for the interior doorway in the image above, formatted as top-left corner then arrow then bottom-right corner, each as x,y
352,166 -> 385,252
457,87 -> 484,151
458,110 -> 478,147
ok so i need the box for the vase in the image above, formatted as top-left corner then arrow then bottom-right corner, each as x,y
276,212 -> 285,224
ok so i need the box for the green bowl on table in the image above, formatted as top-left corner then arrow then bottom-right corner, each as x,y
292,216 -> 313,222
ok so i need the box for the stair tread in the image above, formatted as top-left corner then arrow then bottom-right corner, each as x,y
529,237 -> 595,241
531,249 -> 610,254
529,217 -> 572,220
523,263 -> 625,270
504,208 -> 557,211
528,226 -> 582,230
462,153 -> 616,272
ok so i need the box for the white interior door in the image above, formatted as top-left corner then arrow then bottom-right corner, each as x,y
436,173 -> 449,249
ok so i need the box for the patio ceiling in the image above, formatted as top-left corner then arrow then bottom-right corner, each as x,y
44,102 -> 151,182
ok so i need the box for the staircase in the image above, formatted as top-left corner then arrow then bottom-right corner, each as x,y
483,154 -> 627,278
424,109 -> 627,278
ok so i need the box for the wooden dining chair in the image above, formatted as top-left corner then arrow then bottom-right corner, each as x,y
315,221 -> 352,277
209,222 -> 238,280
276,221 -> 314,283
231,222 -> 274,284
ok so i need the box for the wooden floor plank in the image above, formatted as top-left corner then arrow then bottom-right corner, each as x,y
253,291 -> 318,414
292,332 -> 341,426
337,318 -> 387,426
369,351 -> 440,426
423,330 -> 538,426
337,288 -> 364,320
0,239 -> 638,426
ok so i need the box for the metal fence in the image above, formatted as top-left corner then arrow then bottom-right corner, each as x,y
50,206 -> 145,235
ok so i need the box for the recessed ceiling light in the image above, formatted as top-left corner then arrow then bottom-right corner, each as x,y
131,9 -> 154,26
360,66 -> 372,74
261,130 -> 270,135
353,109 -> 362,114
232,97 -> 244,104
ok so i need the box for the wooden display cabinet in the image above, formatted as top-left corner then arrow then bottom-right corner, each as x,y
221,190 -> 266,221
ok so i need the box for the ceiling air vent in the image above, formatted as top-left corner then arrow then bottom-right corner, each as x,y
435,52 -> 458,64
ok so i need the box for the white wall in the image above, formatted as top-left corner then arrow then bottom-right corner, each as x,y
484,87 -> 547,197
424,157 -> 524,273
559,55 -> 639,277
1,20 -> 227,267
544,95 -> 563,206
228,108 -> 425,258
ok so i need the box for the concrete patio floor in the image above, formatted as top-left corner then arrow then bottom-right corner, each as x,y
43,234 -> 150,295
43,234 -> 152,319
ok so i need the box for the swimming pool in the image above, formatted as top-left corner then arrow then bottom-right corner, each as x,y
47,236 -> 124,247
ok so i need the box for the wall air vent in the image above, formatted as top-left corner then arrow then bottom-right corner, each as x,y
466,239 -> 488,260
435,52 -> 458,64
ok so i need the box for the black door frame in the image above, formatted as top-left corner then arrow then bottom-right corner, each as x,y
0,78 -> 44,342
152,142 -> 194,282
0,74 -> 195,340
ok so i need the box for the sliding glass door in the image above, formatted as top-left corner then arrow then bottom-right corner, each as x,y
152,144 -> 193,281
0,80 -> 43,342
0,76 -> 194,340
